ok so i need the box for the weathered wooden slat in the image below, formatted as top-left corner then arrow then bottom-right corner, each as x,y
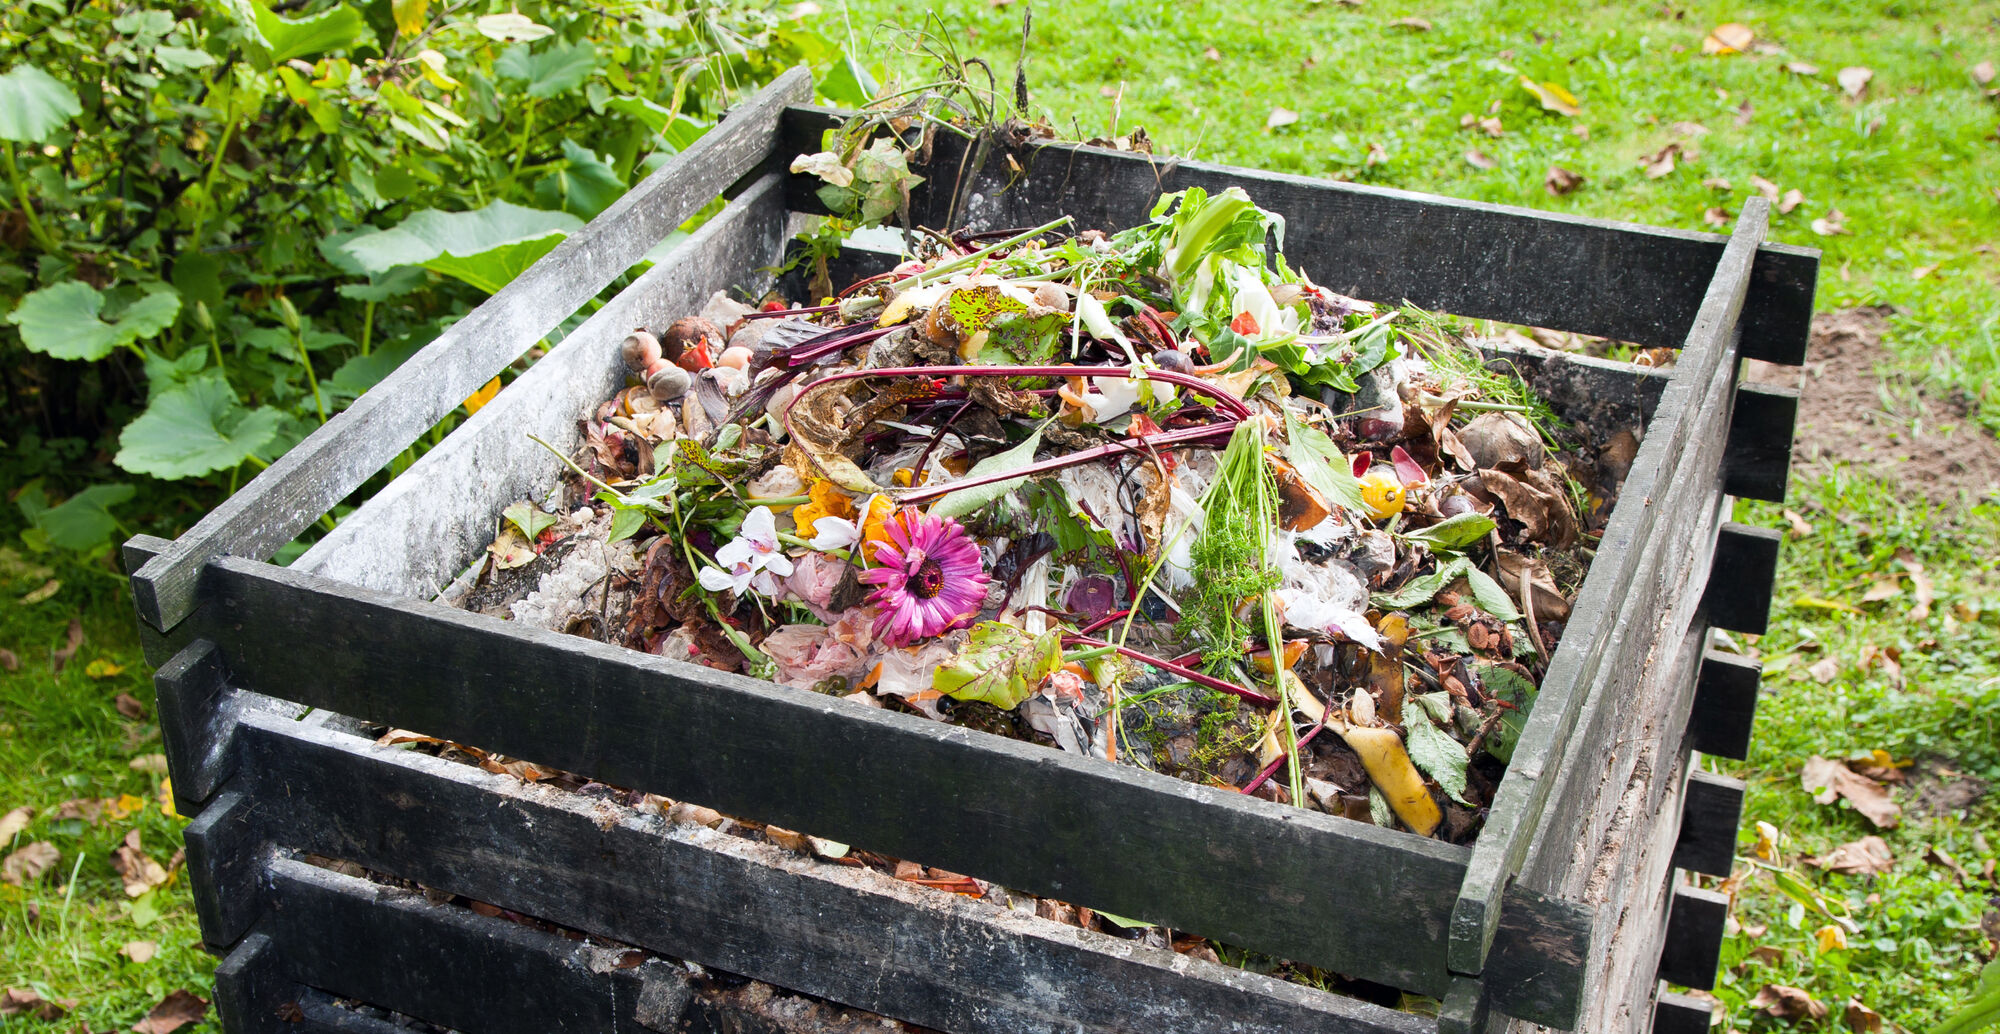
779,108 -> 1817,363
1722,382 -> 1799,502
293,993 -> 435,1034
1447,201 -> 1769,983
1671,771 -> 1745,878
224,711 -> 1435,1034
183,790 -> 271,950
1651,991 -> 1717,1034
152,638 -> 308,814
1656,886 -> 1729,990
1701,523 -> 1784,635
213,933 -> 298,1034
258,856 -> 681,1034
295,174 -> 791,599
1689,649 -> 1761,761
185,556 -> 1470,995
128,68 -> 812,633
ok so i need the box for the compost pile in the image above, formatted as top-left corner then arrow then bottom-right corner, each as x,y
454,186 -> 1633,844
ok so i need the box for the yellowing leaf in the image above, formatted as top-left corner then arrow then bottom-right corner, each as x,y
85,658 -> 126,679
391,0 -> 427,36
463,376 -> 501,413
1518,76 -> 1580,116
1815,923 -> 1850,953
1753,819 -> 1779,860
108,794 -> 147,821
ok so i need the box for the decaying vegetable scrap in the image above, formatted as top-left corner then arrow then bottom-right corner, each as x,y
451,184 -> 1639,844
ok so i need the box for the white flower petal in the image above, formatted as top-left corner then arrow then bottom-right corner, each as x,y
761,552 -> 795,578
741,505 -> 780,548
698,566 -> 740,593
714,539 -> 754,567
810,517 -> 861,551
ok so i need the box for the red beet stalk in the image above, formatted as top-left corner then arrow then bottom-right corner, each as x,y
1060,635 -> 1276,707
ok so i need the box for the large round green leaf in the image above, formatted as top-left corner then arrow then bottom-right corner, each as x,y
115,372 -> 284,480
0,65 -> 82,143
6,282 -> 182,361
331,201 -> 582,293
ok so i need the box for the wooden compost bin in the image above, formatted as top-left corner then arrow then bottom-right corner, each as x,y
124,68 -> 1817,1034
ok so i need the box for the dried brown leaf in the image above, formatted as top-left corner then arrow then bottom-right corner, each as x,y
52,617 -> 82,674
1,987 -> 74,1020
132,990 -> 210,1034
1364,141 -> 1387,166
1800,755 -> 1902,828
1702,176 -> 1732,190
1671,120 -> 1710,137
1778,188 -> 1805,214
121,940 -> 159,963
1702,22 -> 1754,54
1,841 -> 59,885
1784,61 -> 1821,76
111,829 -> 170,898
1812,208 -> 1850,236
0,805 -> 29,842
1703,206 -> 1731,228
1464,149 -> 1497,170
1904,557 -> 1934,621
1837,66 -> 1873,98
1639,143 -> 1680,179
1265,107 -> 1299,131
129,753 -> 168,774
1202,46 -> 1220,60
1973,61 -> 1996,86
115,693 -> 146,719
1861,572 -> 1903,603
1544,165 -> 1584,196
1807,656 -> 1840,684
1749,174 -> 1781,201
1388,16 -> 1431,31
1922,845 -> 1972,883
1845,999 -> 1884,1034
1812,834 -> 1894,875
1783,509 -> 1814,538
1748,984 -> 1829,1023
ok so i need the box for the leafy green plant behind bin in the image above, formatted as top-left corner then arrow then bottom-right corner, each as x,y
0,0 -> 863,557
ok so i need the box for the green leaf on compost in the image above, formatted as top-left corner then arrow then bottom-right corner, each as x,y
926,426 -> 1044,520
1477,664 -> 1537,763
1403,696 -> 1472,805
607,505 -> 648,543
115,372 -> 283,479
1401,512 -> 1496,553
1373,557 -> 1468,610
1281,410 -> 1367,515
0,65 -> 83,143
1464,566 -> 1522,622
502,501 -> 559,543
932,622 -> 1063,710
7,283 -> 180,361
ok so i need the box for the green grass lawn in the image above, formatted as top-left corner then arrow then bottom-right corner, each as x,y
3,0 -> 1996,1029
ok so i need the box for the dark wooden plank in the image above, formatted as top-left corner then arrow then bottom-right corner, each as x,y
228,712 -> 1434,1034
257,855 -> 683,1034
294,992 -> 442,1034
1689,649 -> 1761,761
295,174 -> 791,599
1437,976 -> 1489,1034
128,68 -> 812,633
1656,886 -> 1729,991
152,640 -> 232,812
1672,771 -> 1745,878
1722,382 -> 1799,502
779,107 -> 1817,363
1701,523 -> 1783,635
183,790 -> 271,950
1652,991 -> 1717,1034
1448,201 -> 1769,981
213,933 -> 302,1034
1476,341 -> 1670,438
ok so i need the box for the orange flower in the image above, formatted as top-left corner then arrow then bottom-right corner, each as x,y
791,479 -> 856,538
859,495 -> 897,561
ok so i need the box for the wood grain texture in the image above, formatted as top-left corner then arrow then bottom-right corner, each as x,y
213,933 -> 297,1034
1722,382 -> 1799,502
183,790 -> 271,950
1672,771 -> 1745,878
1448,201 -> 1768,984
1701,523 -> 1784,635
128,68 -> 812,633
1657,885 -> 1729,990
779,107 -> 1817,362
218,711 -> 1435,1034
1689,649 -> 1761,761
295,174 -> 790,599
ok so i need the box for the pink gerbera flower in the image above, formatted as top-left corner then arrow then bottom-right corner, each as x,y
859,510 -> 990,645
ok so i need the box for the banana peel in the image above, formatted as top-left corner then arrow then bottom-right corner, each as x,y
1327,704 -> 1442,837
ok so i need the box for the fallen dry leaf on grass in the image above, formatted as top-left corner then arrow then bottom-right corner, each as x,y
0,805 -> 29,842
1973,61 -> 1995,86
115,693 -> 146,719
1639,143 -> 1681,179
52,617 -> 82,674
0,648 -> 15,671
1519,77 -> 1580,116
1812,208 -> 1850,236
129,753 -> 168,774
1704,207 -> 1731,228
1812,834 -> 1894,875
1838,66 -> 1873,98
1783,509 -> 1815,538
19,578 -> 59,605
1903,553 -> 1934,620
2,841 -> 59,884
1202,46 -> 1220,61
121,940 -> 159,963
132,990 -> 209,1034
1923,845 -> 1972,883
1544,166 -> 1583,195
111,830 -> 170,898
1364,142 -> 1387,166
1702,22 -> 1754,55
85,658 -> 126,679
1464,149 -> 1497,170
1801,755 -> 1902,828
1749,984 -> 1829,1022
1,987 -> 74,1020
1750,174 -> 1780,201
1702,176 -> 1731,191
1784,61 -> 1821,76
1815,923 -> 1850,952
1845,999 -> 1884,1033
1265,107 -> 1299,131
1778,188 -> 1805,214
1807,656 -> 1840,683
1388,16 -> 1431,31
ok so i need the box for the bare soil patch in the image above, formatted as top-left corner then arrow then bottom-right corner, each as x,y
1748,306 -> 2000,507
